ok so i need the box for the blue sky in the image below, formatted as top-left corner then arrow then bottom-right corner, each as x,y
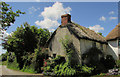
6,2 -> 118,36
1,0 -> 120,2
0,2 -> 119,55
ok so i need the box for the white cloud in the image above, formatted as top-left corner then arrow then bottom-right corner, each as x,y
35,2 -> 72,32
35,19 -> 60,29
40,2 -> 71,20
109,11 -> 115,15
35,0 -> 40,2
99,16 -> 106,21
109,17 -> 117,20
89,25 -> 104,32
28,6 -> 40,14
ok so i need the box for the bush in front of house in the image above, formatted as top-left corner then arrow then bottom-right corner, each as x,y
82,47 -> 116,75
42,56 -> 94,77
101,55 -> 116,69
42,55 -> 94,76
42,37 -> 94,76
116,60 -> 120,68
42,55 -> 66,76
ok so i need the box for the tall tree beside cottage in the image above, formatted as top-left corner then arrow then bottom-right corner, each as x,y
0,2 -> 25,30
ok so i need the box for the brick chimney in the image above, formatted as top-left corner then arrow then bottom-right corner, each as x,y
61,14 -> 71,26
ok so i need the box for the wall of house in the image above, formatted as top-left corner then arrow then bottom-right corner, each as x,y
107,40 -> 118,60
48,26 -> 82,63
48,27 -> 81,61
48,26 -> 108,64
80,39 -> 93,54
80,39 -> 107,55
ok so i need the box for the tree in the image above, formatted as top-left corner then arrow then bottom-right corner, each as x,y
1,52 -> 8,61
0,2 -> 25,30
3,22 -> 50,71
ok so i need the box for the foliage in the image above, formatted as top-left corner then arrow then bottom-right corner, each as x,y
2,61 -> 7,65
82,48 -> 115,74
61,36 -> 79,66
42,55 -> 66,76
97,32 -> 103,36
81,65 -> 94,74
115,60 -> 120,68
101,55 -> 115,69
7,52 -> 20,70
53,62 -> 76,76
42,37 -> 94,76
0,2 -> 25,29
1,51 -> 8,61
2,22 -> 50,73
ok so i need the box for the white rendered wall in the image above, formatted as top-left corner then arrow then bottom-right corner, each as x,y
107,40 -> 118,60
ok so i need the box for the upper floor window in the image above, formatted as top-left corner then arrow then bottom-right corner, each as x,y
118,39 -> 120,46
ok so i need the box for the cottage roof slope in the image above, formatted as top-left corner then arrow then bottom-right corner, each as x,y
67,23 -> 107,43
47,22 -> 107,44
106,23 -> 120,41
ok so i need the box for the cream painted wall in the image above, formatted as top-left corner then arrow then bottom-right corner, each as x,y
80,39 -> 107,55
80,39 -> 93,54
107,40 -> 118,60
48,27 -> 80,57
48,26 -> 82,63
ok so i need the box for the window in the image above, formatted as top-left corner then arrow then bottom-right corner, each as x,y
118,39 -> 120,46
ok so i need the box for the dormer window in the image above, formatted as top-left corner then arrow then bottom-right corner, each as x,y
118,39 -> 120,46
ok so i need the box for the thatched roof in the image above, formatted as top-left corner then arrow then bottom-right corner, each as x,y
46,23 -> 107,46
105,23 -> 120,41
67,23 -> 107,43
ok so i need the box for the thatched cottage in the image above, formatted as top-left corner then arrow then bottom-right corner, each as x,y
45,14 -> 114,64
106,24 -> 120,60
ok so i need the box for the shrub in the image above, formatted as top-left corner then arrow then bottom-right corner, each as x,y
42,55 -> 66,76
101,55 -> 115,69
53,62 -> 76,76
21,49 -> 46,73
82,48 -> 116,74
116,60 -> 120,68
1,52 -> 8,61
7,53 -> 20,70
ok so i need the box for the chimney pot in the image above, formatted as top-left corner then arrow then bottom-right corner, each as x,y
61,14 -> 71,26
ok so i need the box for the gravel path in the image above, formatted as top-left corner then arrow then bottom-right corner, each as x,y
0,65 -> 43,76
